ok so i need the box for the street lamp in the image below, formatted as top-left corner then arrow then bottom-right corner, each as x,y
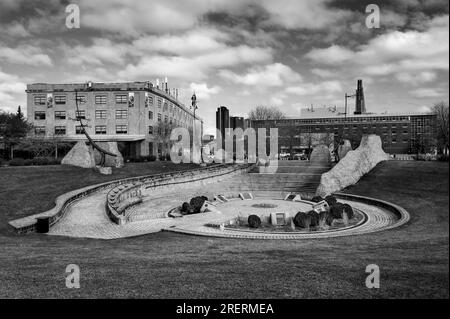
190,92 -> 201,163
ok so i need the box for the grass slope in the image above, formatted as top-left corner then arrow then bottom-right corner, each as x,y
0,161 -> 448,298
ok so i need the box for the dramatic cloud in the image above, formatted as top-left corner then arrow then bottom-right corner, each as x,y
219,63 -> 302,87
189,83 -> 222,100
0,43 -> 52,66
0,0 -> 448,134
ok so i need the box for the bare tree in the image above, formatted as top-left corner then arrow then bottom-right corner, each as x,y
248,106 -> 286,120
154,121 -> 178,158
433,102 -> 449,155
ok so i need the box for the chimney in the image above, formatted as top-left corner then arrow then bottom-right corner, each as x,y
354,79 -> 366,115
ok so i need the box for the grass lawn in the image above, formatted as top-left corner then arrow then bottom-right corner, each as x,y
0,161 -> 448,298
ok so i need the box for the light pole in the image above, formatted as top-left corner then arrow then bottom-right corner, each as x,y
190,92 -> 200,163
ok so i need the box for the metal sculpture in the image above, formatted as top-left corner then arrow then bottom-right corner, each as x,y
73,83 -> 117,167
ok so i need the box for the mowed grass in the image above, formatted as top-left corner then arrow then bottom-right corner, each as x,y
0,161 -> 448,298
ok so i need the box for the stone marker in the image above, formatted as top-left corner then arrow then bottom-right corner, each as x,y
93,142 -> 124,168
316,134 -> 389,197
310,144 -> 331,166
61,141 -> 96,168
338,139 -> 352,160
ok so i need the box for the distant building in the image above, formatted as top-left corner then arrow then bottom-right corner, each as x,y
230,116 -> 244,130
216,106 -> 229,149
354,79 -> 366,115
26,81 -> 203,158
301,106 -> 346,118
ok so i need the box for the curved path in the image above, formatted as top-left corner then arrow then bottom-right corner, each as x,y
48,188 -> 407,240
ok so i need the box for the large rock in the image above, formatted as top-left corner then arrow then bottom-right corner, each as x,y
93,142 -> 124,168
316,134 -> 389,197
310,144 -> 331,166
61,141 -> 96,168
337,139 -> 352,161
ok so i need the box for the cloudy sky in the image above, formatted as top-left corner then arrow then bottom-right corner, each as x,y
0,0 -> 448,134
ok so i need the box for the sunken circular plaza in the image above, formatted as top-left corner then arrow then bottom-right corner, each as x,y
6,162 -> 410,240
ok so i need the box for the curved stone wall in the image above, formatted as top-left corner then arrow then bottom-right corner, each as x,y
106,164 -> 253,225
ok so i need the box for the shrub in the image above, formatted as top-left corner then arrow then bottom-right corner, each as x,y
32,157 -> 50,165
165,153 -> 171,161
24,159 -> 34,166
330,202 -> 345,219
248,214 -> 261,228
311,196 -> 324,203
342,203 -> 354,219
148,155 -> 157,162
0,158 -> 5,166
50,158 -> 62,165
293,212 -> 311,228
189,196 -> 208,214
9,158 -> 25,166
181,202 -> 193,215
307,210 -> 320,227
319,210 -> 334,226
324,195 -> 337,206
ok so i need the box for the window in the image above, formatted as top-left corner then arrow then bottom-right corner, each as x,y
34,95 -> 46,105
75,125 -> 84,134
149,111 -> 153,120
54,95 -> 66,105
165,115 -> 168,123
76,95 -> 86,104
54,111 -> 66,120
54,126 -> 66,135
34,111 -> 46,120
95,125 -> 107,135
149,96 -> 154,105
163,102 -> 168,112
157,99 -> 162,108
95,95 -> 106,104
115,94 -> 127,104
158,113 -> 162,122
116,125 -> 127,134
116,110 -> 127,119
76,110 -> 86,119
34,126 -> 46,135
148,126 -> 153,134
95,110 -> 107,119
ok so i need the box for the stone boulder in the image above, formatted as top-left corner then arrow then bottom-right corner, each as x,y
248,214 -> 262,228
310,144 -> 331,166
189,196 -> 208,214
337,139 -> 352,161
293,212 -> 311,229
93,142 -> 124,168
61,141 -> 96,168
316,134 -> 389,197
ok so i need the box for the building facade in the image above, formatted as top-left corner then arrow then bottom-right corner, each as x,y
249,113 -> 437,155
26,81 -> 203,158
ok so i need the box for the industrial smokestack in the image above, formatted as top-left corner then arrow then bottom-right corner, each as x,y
354,79 -> 366,115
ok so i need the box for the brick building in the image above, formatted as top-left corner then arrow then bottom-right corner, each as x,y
250,112 -> 437,155
26,81 -> 203,158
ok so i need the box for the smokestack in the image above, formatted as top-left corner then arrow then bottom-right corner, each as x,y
354,79 -> 366,115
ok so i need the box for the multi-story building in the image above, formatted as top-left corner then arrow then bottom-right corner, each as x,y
249,112 -> 437,155
230,116 -> 244,130
26,81 -> 203,158
216,106 -> 229,149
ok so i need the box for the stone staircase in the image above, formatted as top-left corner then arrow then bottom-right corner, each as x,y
218,161 -> 330,198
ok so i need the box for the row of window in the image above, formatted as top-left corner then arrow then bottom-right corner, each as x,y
35,125 -> 129,135
34,125 -> 163,136
35,110 -> 192,127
